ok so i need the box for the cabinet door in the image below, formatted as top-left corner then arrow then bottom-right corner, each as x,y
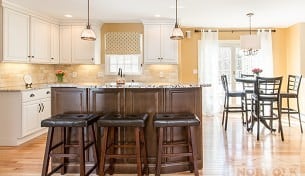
30,17 -> 51,63
3,8 -> 29,62
51,88 -> 87,115
71,26 -> 95,64
89,88 -> 124,114
22,100 -> 40,137
59,26 -> 72,64
160,24 -> 178,64
144,24 -> 161,64
50,24 -> 60,64
40,97 -> 51,121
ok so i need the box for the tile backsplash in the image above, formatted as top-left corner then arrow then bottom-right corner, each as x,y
0,63 -> 179,87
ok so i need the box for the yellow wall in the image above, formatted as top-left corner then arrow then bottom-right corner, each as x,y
179,28 -> 288,83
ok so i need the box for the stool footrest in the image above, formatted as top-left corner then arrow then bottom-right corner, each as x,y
47,163 -> 64,176
162,152 -> 192,158
51,153 -> 78,158
163,143 -> 189,147
107,154 -> 137,159
85,164 -> 98,176
50,141 -> 64,151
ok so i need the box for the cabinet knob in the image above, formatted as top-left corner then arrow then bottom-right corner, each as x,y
46,91 -> 50,94
51,58 -> 54,60
31,56 -> 34,58
30,93 -> 35,97
28,56 -> 31,58
91,58 -> 94,61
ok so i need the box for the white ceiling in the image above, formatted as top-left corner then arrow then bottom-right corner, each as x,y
5,0 -> 305,28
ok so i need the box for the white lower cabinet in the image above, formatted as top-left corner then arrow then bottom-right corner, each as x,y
0,88 -> 51,146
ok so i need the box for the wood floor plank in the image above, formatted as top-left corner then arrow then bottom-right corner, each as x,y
0,114 -> 304,175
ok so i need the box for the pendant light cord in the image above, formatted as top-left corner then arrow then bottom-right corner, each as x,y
247,13 -> 253,35
87,0 -> 90,26
175,0 -> 178,27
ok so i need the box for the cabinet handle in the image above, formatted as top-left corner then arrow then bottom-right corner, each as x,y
41,103 -> 44,112
46,91 -> 50,94
30,93 -> 35,97
38,103 -> 41,113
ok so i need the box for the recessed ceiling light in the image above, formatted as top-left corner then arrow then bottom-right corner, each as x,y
154,14 -> 161,18
64,14 -> 73,18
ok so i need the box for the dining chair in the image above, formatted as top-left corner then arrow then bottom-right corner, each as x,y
250,76 -> 284,141
280,75 -> 303,133
221,75 -> 247,131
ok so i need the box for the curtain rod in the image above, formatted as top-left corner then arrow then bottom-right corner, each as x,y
194,29 -> 276,33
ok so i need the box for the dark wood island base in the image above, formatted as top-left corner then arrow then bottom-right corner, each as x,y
51,86 -> 203,174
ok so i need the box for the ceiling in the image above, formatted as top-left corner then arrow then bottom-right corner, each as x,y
5,0 -> 305,28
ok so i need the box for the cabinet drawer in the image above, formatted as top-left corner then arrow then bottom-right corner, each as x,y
22,88 -> 51,102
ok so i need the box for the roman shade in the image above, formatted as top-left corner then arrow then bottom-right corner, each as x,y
105,32 -> 141,55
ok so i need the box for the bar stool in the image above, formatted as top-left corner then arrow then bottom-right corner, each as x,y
41,114 -> 100,176
154,113 -> 200,176
98,113 -> 149,176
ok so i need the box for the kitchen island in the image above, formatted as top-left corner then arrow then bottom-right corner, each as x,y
51,84 -> 202,174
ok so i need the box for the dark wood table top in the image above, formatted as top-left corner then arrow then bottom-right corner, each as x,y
235,77 -> 256,83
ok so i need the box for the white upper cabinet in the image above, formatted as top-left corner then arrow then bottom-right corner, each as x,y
59,25 -> 72,64
2,7 -> 59,64
144,23 -> 178,64
30,17 -> 51,63
2,8 -> 30,63
59,25 -> 100,64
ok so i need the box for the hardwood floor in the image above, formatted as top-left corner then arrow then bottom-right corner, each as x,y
0,114 -> 305,175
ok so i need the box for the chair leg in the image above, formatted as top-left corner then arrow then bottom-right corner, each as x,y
224,97 -> 229,131
60,127 -> 66,175
222,96 -> 226,126
135,127 -> 142,176
257,101 -> 260,141
42,127 -> 54,176
78,127 -> 85,176
99,127 -> 109,176
156,127 -> 164,176
287,97 -> 291,127
108,127 -> 115,174
90,124 -> 99,173
189,126 -> 199,176
241,97 -> 245,125
278,101 -> 284,141
187,127 -> 194,173
297,98 -> 303,133
140,128 -> 149,175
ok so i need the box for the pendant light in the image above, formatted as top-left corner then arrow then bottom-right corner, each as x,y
81,0 -> 96,41
170,0 -> 184,40
240,13 -> 260,56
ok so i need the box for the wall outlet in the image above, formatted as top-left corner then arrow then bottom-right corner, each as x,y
97,72 -> 104,78
72,72 -> 77,78
193,69 -> 198,74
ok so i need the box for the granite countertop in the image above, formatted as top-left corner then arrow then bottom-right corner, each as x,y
0,82 -> 211,92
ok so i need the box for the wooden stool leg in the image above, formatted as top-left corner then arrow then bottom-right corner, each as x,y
108,127 -> 115,174
99,127 -> 109,176
156,127 -> 164,176
189,126 -> 199,176
135,127 -> 142,176
42,127 -> 54,176
60,127 -> 66,175
79,127 -> 85,176
90,124 -> 99,173
187,127 -> 194,173
140,128 -> 149,175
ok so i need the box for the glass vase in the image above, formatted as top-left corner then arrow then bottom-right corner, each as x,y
57,76 -> 63,82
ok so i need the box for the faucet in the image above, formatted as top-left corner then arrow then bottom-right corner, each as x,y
118,68 -> 123,78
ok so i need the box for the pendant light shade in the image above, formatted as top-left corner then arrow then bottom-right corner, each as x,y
240,13 -> 260,56
81,0 -> 96,41
170,0 -> 184,40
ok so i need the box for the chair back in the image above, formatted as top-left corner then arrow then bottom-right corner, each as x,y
287,75 -> 302,94
241,73 -> 255,93
221,75 -> 229,94
255,76 -> 283,100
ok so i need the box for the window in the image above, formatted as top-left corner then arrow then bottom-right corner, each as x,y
105,54 -> 142,75
105,32 -> 142,75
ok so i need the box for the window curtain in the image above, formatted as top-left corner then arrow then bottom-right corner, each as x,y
105,32 -> 141,55
198,30 -> 222,116
249,29 -> 274,76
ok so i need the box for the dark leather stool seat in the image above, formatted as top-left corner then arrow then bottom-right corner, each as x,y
154,113 -> 200,176
98,113 -> 149,176
41,114 -> 100,176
